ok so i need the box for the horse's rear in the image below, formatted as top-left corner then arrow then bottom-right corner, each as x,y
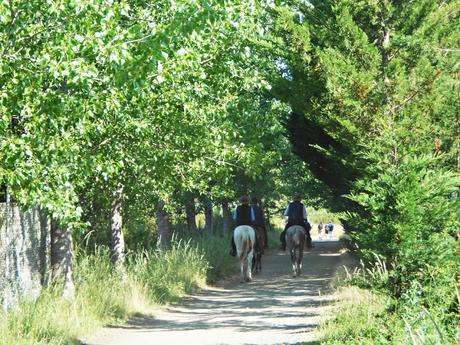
286,225 -> 305,277
233,225 -> 256,282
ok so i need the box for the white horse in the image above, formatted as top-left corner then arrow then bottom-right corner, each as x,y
286,225 -> 305,277
233,225 -> 256,283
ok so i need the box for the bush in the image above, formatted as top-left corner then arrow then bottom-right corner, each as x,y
343,154 -> 459,343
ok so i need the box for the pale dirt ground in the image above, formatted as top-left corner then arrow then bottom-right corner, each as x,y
81,235 -> 351,345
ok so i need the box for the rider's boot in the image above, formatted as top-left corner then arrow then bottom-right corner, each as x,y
306,232 -> 313,248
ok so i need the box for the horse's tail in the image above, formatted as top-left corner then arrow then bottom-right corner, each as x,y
288,226 -> 305,248
234,226 -> 246,258
293,230 -> 305,247
240,236 -> 250,260
234,226 -> 255,259
297,230 -> 305,250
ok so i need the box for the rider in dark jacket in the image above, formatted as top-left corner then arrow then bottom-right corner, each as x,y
230,195 -> 255,256
280,194 -> 312,250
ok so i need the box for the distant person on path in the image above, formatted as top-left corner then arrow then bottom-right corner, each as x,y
318,221 -> 324,238
280,194 -> 312,250
250,197 -> 268,249
230,195 -> 255,256
326,221 -> 334,237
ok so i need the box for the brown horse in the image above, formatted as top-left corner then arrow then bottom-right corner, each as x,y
252,225 -> 266,273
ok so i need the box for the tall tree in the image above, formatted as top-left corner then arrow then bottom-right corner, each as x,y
265,0 -> 460,338
204,201 -> 214,235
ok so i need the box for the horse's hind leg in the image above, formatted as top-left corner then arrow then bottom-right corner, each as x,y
296,249 -> 303,276
255,253 -> 260,273
243,259 -> 249,282
290,249 -> 297,277
246,250 -> 253,281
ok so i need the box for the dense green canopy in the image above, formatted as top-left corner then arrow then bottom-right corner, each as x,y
0,0 -> 458,342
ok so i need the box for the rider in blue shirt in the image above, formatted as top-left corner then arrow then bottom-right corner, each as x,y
327,221 -> 334,235
280,194 -> 312,250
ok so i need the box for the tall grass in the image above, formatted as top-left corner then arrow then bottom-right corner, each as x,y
0,250 -> 145,345
128,238 -> 209,303
187,234 -> 237,283
319,286 -> 406,344
321,259 -> 459,344
0,236 -> 229,345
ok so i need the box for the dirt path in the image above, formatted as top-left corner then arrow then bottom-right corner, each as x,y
82,238 -> 348,345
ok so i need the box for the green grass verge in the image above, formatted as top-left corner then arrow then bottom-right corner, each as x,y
0,235 -> 234,345
319,285 -> 459,344
319,286 -> 404,344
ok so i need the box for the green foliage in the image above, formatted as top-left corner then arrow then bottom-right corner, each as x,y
1,0 -> 458,341
348,154 -> 459,333
308,208 -> 342,225
266,0 -> 460,343
0,0 -> 289,231
267,0 -> 460,211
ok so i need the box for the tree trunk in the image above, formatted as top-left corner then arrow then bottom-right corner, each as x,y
50,220 -> 75,299
110,186 -> 125,269
5,185 -> 10,203
156,199 -> 171,248
204,202 -> 214,235
185,197 -> 197,232
264,206 -> 272,232
222,201 -> 232,237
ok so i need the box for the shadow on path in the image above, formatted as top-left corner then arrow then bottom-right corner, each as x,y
82,239 -> 347,345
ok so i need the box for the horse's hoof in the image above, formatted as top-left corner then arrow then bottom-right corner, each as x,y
245,277 -> 252,282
